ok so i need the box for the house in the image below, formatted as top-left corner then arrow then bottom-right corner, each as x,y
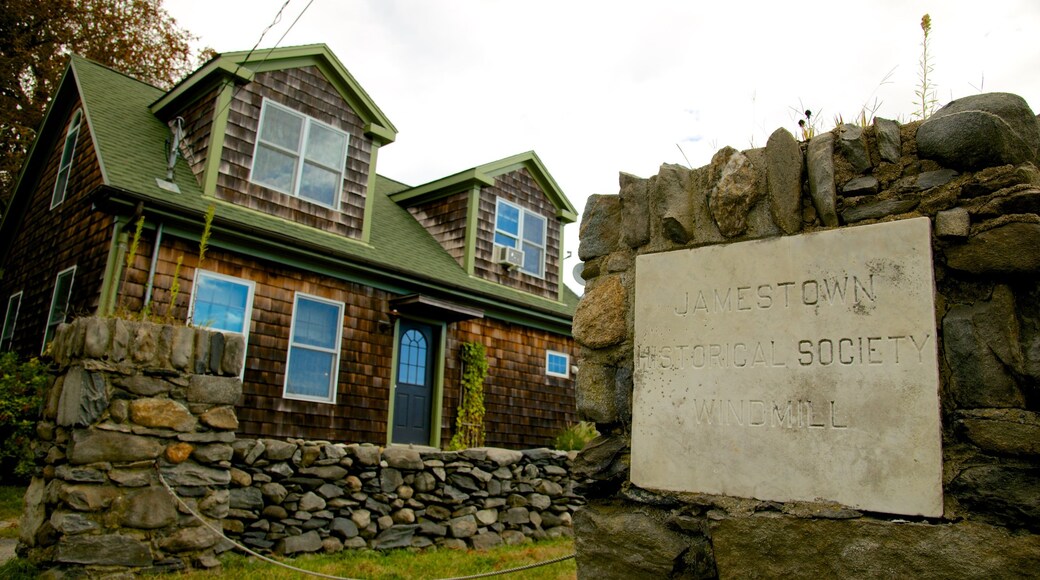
0,45 -> 581,449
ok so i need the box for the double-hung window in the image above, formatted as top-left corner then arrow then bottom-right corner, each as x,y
546,350 -> 570,378
494,198 -> 547,277
2,292 -> 22,351
42,266 -> 76,353
284,293 -> 344,403
52,109 -> 82,208
189,271 -> 255,377
250,99 -> 349,209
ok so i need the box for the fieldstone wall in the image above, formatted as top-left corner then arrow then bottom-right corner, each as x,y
573,92 -> 1040,578
19,317 -> 245,575
223,441 -> 582,553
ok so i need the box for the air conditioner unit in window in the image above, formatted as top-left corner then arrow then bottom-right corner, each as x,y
494,245 -> 524,269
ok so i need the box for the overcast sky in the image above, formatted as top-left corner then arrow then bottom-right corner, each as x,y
164,0 -> 1040,293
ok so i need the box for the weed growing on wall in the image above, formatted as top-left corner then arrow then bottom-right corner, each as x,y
0,352 -> 49,482
448,341 -> 489,450
913,13 -> 939,119
116,215 -> 146,316
554,421 -> 599,451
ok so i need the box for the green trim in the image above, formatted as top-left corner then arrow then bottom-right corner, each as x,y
463,185 -> 481,275
361,143 -> 381,243
364,122 -> 396,146
202,83 -> 234,195
385,317 -> 447,448
557,222 -> 567,303
97,218 -> 126,316
150,59 -> 253,116
385,322 -> 401,445
388,169 -> 495,207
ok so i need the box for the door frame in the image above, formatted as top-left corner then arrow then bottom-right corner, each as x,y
386,315 -> 446,447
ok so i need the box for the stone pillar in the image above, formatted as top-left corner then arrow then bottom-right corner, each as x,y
20,316 -> 244,575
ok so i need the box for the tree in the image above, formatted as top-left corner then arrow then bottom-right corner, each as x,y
0,0 -> 204,216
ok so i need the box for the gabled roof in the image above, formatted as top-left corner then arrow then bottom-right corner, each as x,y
151,44 -> 397,145
10,55 -> 578,329
389,151 -> 579,223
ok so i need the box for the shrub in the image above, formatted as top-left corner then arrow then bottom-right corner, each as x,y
0,352 -> 50,483
554,421 -> 599,451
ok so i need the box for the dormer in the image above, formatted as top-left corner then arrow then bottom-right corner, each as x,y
389,152 -> 578,302
150,44 -> 397,242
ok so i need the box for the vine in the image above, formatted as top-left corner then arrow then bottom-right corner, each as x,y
448,341 -> 489,450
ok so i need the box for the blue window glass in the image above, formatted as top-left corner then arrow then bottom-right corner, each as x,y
285,295 -> 343,402
547,351 -> 569,378
398,329 -> 428,385
494,198 -> 547,277
192,274 -> 251,333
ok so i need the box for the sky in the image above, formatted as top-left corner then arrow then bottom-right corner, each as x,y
164,0 -> 1040,294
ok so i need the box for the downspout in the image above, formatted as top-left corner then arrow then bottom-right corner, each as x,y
143,222 -> 164,308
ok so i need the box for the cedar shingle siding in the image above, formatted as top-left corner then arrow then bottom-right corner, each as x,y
406,190 -> 470,267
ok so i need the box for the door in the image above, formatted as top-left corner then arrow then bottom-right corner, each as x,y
393,320 -> 435,444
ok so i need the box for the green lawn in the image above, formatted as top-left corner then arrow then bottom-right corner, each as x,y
0,486 -> 23,540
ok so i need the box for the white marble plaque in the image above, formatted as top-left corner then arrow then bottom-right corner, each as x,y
631,218 -> 942,517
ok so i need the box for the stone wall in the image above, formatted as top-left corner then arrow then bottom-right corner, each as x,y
223,441 -> 581,554
572,92 -> 1040,578
19,316 -> 245,575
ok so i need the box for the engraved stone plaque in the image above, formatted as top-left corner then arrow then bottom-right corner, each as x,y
631,218 -> 942,517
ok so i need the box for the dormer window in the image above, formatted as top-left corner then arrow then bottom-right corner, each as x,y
250,99 -> 349,209
51,109 -> 82,208
494,198 -> 546,277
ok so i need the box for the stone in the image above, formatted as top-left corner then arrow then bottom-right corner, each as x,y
262,505 -> 288,519
806,132 -> 838,226
619,173 -> 651,248
122,487 -> 177,529
945,221 -> 1040,274
109,468 -> 153,487
917,92 -> 1040,170
229,467 -> 252,487
528,494 -> 552,511
475,508 -> 499,526
502,507 -> 531,526
322,536 -> 344,553
943,299 -> 1026,409
392,508 -> 416,524
351,509 -> 372,529
840,197 -> 919,222
632,218 -> 943,517
83,317 -> 111,359
68,429 -> 164,464
161,463 -> 231,487
471,531 -> 503,550
19,478 -> 46,547
916,168 -> 959,190
183,375 -> 241,409
576,363 -> 622,424
194,443 -> 233,463
572,435 -> 628,481
54,465 -> 106,483
381,468 -> 404,493
535,480 -> 564,497
208,331 -> 224,374
114,374 -> 170,396
950,465 -> 1040,528
171,325 -> 195,370
159,526 -> 223,551
382,446 -> 424,470
874,117 -> 901,163
766,127 -> 804,235
263,439 -> 297,461
299,491 -> 327,512
654,163 -> 697,244
575,502 -> 695,579
578,194 -> 622,260
419,520 -> 448,537
55,533 -> 152,566
958,409 -> 1040,456
200,406 -> 239,430
449,515 -> 478,538
712,516 -> 1040,578
222,334 -> 246,376
317,482 -> 344,499
710,150 -> 762,237
276,530 -> 323,555
331,517 -> 360,539
482,447 -> 524,467
841,176 -> 879,196
572,276 -> 627,349
229,486 -> 266,511
130,398 -> 197,432
50,511 -> 99,535
300,465 -> 348,480
131,323 -> 158,365
349,444 -> 381,466
838,124 -> 871,173
936,207 -> 970,238
57,366 -> 108,427
371,524 -> 417,549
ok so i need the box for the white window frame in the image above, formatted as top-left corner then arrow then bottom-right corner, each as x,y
52,109 -> 82,209
2,291 -> 23,351
188,270 -> 255,379
546,350 -> 570,378
493,198 -> 547,278
42,266 -> 76,354
249,98 -> 349,210
283,292 -> 344,404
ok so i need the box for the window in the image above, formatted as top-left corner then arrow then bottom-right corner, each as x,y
397,329 -> 428,385
42,266 -> 76,353
1,292 -> 22,351
52,109 -> 82,208
189,271 -> 254,378
494,198 -> 547,277
250,99 -> 349,208
546,350 -> 570,378
284,293 -> 344,403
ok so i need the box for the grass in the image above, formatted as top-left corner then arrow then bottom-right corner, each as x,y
0,485 -> 576,579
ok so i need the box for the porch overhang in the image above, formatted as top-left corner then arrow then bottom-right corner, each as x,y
389,294 -> 484,323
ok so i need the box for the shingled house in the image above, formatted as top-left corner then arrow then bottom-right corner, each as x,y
0,45 -> 580,449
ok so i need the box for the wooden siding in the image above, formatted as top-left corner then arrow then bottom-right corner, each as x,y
474,168 -> 561,299
177,86 -> 218,180
124,235 -> 576,448
216,67 -> 373,239
445,319 -> 577,448
0,100 -> 114,357
406,190 -> 470,267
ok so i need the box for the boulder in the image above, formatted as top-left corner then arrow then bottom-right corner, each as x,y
945,221 -> 1040,274
807,133 -> 839,226
766,127 -> 804,234
578,194 -> 622,260
572,276 -> 627,349
917,92 -> 1040,170
619,173 -> 651,248
575,502 -> 699,579
55,533 -> 153,566
709,150 -> 762,236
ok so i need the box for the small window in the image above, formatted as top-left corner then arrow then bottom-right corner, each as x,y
52,109 -> 82,208
494,198 -> 547,277
397,329 -> 429,385
250,99 -> 349,209
284,293 -> 344,403
189,271 -> 255,378
1,291 -> 23,351
546,350 -> 570,378
42,266 -> 76,353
